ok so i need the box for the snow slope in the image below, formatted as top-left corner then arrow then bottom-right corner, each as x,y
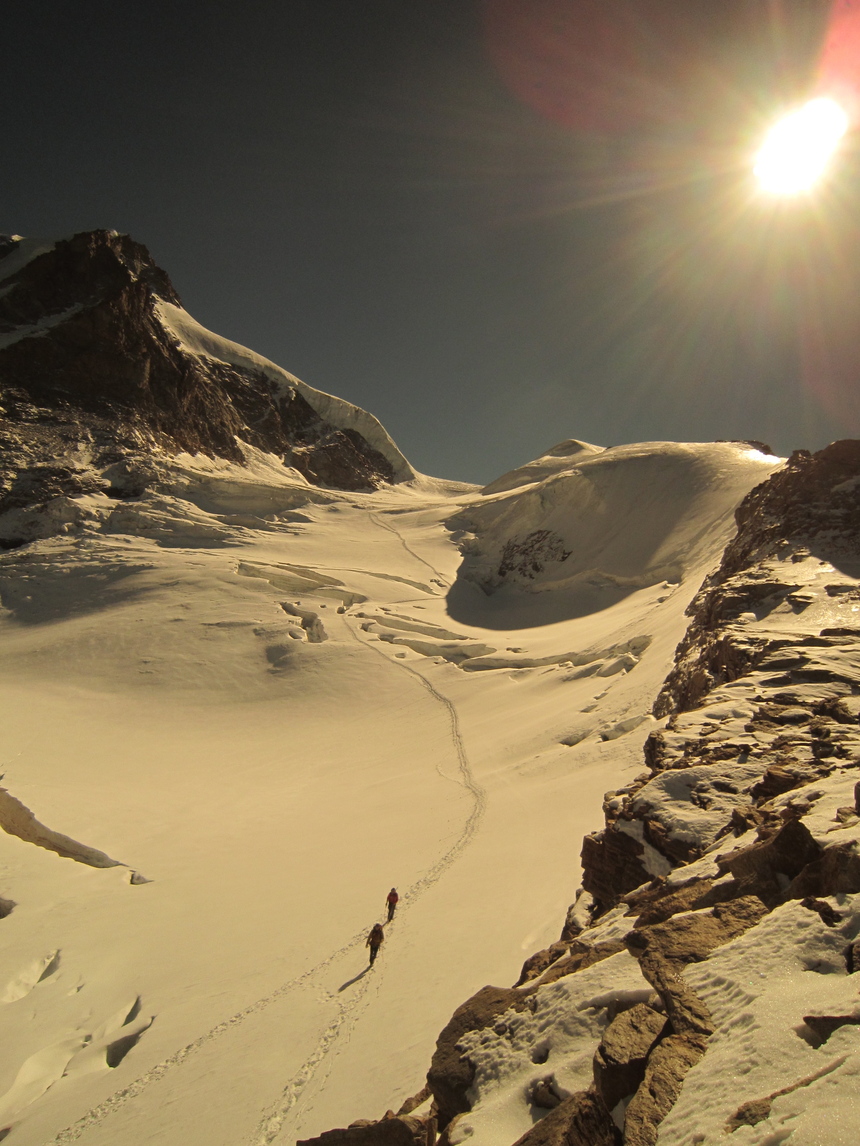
0,440 -> 779,1145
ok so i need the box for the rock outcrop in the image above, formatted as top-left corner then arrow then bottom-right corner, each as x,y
297,1113 -> 434,1146
582,441 -> 860,915
0,231 -> 412,546
426,986 -> 536,1130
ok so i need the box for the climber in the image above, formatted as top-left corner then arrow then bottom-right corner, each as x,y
367,922 -> 385,965
386,887 -> 399,921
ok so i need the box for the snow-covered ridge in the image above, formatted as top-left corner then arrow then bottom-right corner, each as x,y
154,300 -> 414,484
480,439 -> 605,496
0,236 -> 58,286
448,442 -> 781,623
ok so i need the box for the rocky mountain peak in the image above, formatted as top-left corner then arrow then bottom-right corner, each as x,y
0,229 -> 181,325
0,229 -> 413,546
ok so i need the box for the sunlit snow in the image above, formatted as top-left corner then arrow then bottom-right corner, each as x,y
0,321 -> 781,1145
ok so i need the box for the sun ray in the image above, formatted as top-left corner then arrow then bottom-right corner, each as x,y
754,96 -> 848,194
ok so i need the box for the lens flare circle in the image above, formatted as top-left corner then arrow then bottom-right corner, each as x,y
754,97 -> 849,195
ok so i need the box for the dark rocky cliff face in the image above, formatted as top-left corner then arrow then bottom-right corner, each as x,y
0,230 -> 403,545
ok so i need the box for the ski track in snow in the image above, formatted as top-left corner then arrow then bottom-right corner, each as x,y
45,924 -> 372,1146
246,614 -> 486,1146
46,561 -> 485,1146
369,511 -> 445,583
251,958 -> 382,1146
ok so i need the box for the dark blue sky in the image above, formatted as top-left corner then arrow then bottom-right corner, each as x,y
4,0 -> 857,482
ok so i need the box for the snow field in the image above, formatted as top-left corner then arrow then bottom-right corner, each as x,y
0,440 -> 780,1144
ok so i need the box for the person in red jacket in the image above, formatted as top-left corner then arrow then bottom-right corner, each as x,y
386,888 -> 399,921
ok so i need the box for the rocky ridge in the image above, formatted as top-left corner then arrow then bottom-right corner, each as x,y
301,441 -> 860,1146
0,231 -> 412,547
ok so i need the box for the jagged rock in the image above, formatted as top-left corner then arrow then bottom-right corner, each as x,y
750,764 -> 808,800
535,939 -> 626,986
787,841 -> 860,899
580,828 -> 650,915
801,1014 -> 860,1044
845,938 -> 860,973
427,985 -> 534,1130
509,1090 -> 620,1146
623,1033 -> 708,1146
624,877 -> 717,928
296,1114 -> 430,1146
515,941 -> 569,987
799,896 -> 844,927
726,804 -> 764,835
716,817 -> 822,907
593,1003 -> 668,1113
625,897 -> 767,1040
654,441 -> 860,718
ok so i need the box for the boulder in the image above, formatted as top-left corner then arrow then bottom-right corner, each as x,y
624,1034 -> 708,1146
427,985 -> 534,1129
593,1003 -> 668,1113
509,1091 -> 620,1146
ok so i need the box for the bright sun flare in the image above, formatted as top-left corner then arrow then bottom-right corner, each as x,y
754,96 -> 849,194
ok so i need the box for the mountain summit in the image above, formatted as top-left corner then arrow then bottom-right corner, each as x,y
0,230 -> 412,546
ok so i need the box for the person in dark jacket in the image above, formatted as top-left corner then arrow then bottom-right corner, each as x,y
386,888 -> 399,921
367,922 -> 384,964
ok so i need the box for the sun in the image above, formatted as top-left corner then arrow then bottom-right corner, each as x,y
754,97 -> 849,195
